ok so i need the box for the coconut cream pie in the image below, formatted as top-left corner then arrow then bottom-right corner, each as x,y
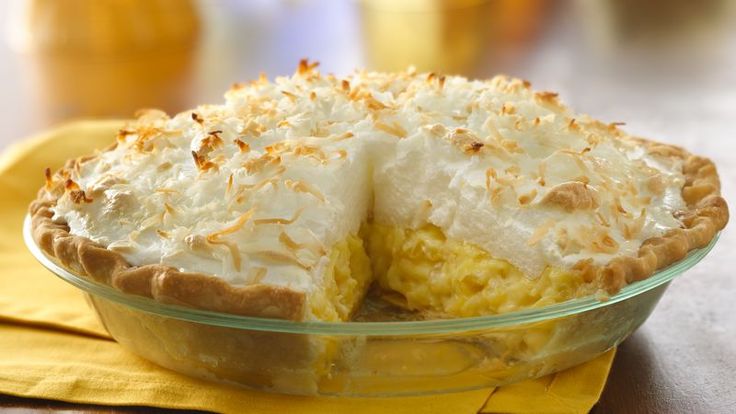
30,61 -> 728,322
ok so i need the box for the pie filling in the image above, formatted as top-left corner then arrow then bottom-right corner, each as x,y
364,223 -> 592,318
307,234 -> 372,321
304,222 -> 597,321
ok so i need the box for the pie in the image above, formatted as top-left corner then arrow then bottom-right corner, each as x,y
30,61 -> 728,322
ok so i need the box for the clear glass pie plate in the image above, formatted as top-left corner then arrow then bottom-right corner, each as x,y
23,215 -> 719,396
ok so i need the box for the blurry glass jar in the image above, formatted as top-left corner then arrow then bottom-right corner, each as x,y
358,0 -> 547,77
7,0 -> 200,122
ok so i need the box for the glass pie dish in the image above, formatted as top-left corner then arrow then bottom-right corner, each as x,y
24,215 -> 719,397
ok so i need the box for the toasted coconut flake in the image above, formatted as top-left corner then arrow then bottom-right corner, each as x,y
518,189 -> 538,205
505,165 -> 521,176
240,176 -> 280,193
595,211 -> 611,227
117,129 -> 135,143
156,229 -> 170,239
279,231 -> 305,250
209,238 -> 243,270
490,185 -> 505,204
374,121 -> 407,138
528,219 -> 556,246
195,132 -> 224,158
191,112 -> 204,124
155,188 -> 178,195
438,75 -> 446,90
241,119 -> 265,137
140,212 -> 164,229
248,266 -> 268,283
157,162 -> 173,172
130,126 -> 164,153
206,208 -> 256,242
64,179 -> 93,204
69,190 -> 93,204
265,141 -> 289,155
622,208 -> 647,240
591,232 -> 619,254
297,58 -> 319,75
226,174 -> 234,194
535,91 -> 559,105
293,144 -> 328,164
451,114 -> 468,121
243,154 -> 281,175
468,141 -> 484,153
341,79 -> 351,92
614,197 -> 632,218
191,151 -> 218,173
501,102 -> 516,115
285,179 -> 326,202
251,249 -> 312,270
253,207 -> 304,225
202,130 -> 224,149
331,131 -> 354,141
541,181 -> 600,212
163,203 -> 176,217
230,185 -> 250,205
281,90 -> 297,102
364,94 -> 389,111
234,139 -> 250,153
500,139 -> 524,154
449,128 -> 484,154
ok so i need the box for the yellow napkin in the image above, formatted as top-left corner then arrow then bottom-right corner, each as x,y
0,121 -> 616,413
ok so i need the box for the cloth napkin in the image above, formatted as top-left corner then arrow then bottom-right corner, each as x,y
0,121 -> 616,413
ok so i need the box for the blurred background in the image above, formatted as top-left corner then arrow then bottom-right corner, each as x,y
1,0 -> 735,151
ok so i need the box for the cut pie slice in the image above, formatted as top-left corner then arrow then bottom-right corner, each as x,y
30,62 -> 728,322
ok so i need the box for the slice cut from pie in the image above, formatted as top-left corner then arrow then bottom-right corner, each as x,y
30,62 -> 728,321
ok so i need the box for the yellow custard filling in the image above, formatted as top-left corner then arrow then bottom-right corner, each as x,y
308,234 -> 373,321
311,223 -> 597,321
364,223 -> 594,317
